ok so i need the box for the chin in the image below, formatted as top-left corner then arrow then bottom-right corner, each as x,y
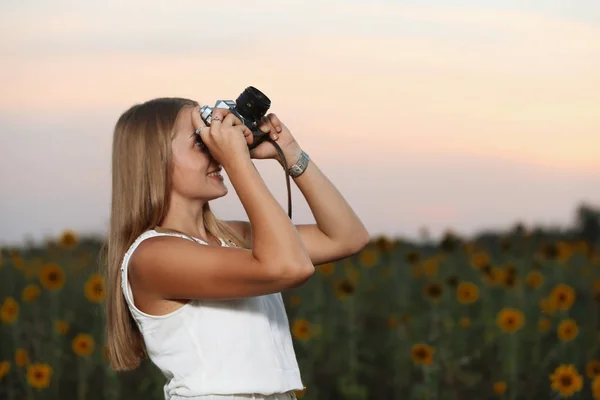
207,187 -> 228,201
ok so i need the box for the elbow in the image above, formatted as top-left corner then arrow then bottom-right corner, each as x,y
264,257 -> 315,287
285,260 -> 315,287
347,227 -> 370,254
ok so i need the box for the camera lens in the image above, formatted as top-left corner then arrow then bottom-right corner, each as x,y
235,86 -> 271,122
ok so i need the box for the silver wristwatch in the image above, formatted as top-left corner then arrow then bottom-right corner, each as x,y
288,150 -> 310,178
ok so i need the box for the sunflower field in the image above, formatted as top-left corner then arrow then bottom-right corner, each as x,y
2,207 -> 600,400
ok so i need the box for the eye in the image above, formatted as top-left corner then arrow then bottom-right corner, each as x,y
194,135 -> 208,152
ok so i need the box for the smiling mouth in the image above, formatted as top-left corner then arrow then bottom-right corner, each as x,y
207,168 -> 222,178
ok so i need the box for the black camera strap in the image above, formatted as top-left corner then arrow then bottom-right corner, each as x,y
264,139 -> 293,220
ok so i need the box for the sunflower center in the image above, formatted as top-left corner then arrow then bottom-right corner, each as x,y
428,285 -> 442,297
340,281 -> 354,294
560,374 -> 572,387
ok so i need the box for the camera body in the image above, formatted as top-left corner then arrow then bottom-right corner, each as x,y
199,86 -> 271,150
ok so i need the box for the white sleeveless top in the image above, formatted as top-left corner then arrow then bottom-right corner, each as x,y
120,229 -> 304,399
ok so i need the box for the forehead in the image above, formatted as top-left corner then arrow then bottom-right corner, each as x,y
173,106 -> 194,138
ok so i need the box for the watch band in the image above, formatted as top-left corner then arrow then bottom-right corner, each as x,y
288,150 -> 310,178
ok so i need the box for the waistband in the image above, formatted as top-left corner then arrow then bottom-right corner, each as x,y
173,391 -> 297,400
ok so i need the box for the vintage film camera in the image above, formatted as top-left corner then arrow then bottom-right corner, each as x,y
198,86 -> 271,150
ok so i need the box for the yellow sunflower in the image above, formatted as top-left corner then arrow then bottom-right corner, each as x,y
27,363 -> 53,390
72,333 -> 95,357
333,278 -> 355,300
538,317 -> 551,333
540,297 -> 556,315
316,262 -> 335,277
39,263 -> 65,291
411,343 -> 435,365
84,274 -> 105,303
592,376 -> 600,400
378,235 -> 398,252
483,266 -> 505,286
15,348 -> 28,367
458,317 -> 471,328
456,282 -> 479,304
423,282 -> 444,302
557,319 -> 579,342
493,381 -> 507,395
22,284 -> 41,302
291,319 -> 312,341
549,284 -> 576,311
549,364 -> 583,398
470,251 -> 491,270
421,256 -> 442,278
359,249 -> 378,268
496,308 -> 525,333
58,230 -> 78,249
1,297 -> 19,324
556,241 -> 575,262
0,361 -> 10,379
525,271 -> 544,289
586,360 -> 600,379
54,320 -> 69,335
344,263 -> 360,285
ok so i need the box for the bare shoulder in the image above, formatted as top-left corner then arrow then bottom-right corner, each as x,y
128,234 -> 310,300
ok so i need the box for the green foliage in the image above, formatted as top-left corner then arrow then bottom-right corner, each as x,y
1,213 -> 600,399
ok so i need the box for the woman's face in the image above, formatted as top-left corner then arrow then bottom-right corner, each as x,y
170,106 -> 227,201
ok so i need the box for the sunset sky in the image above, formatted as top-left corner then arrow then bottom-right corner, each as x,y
1,0 -> 599,245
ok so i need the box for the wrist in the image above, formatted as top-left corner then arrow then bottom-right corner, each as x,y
277,145 -> 303,169
222,156 -> 254,175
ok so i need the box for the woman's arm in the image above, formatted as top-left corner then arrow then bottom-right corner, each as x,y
228,114 -> 370,265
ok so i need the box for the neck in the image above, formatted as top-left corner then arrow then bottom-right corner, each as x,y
158,194 -> 212,243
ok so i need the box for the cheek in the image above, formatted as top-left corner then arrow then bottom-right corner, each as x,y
171,149 -> 208,187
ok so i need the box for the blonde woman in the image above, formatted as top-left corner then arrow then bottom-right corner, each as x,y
103,97 -> 369,400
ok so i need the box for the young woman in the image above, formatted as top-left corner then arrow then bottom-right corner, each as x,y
103,97 -> 369,399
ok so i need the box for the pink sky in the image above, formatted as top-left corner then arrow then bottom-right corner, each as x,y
1,1 -> 599,245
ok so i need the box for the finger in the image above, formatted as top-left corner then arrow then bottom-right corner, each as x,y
258,116 -> 271,134
259,116 -> 279,140
209,111 -> 223,132
242,126 -> 254,146
267,113 -> 282,133
194,126 -> 210,151
191,105 -> 203,130
196,126 -> 210,143
223,112 -> 242,128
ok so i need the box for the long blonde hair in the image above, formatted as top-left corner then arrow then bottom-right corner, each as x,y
102,97 -> 249,371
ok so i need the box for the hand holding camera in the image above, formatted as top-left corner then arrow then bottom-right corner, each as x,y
251,114 -> 302,167
195,86 -> 309,218
193,108 -> 254,169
